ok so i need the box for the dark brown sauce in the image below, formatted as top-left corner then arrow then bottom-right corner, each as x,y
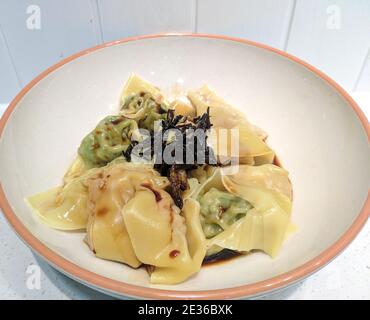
141,183 -> 162,202
96,207 -> 108,216
111,117 -> 124,125
202,249 -> 243,267
145,264 -> 155,274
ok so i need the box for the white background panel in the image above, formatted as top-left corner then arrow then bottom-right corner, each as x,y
287,0 -> 370,91
197,0 -> 295,49
0,25 -> 20,103
97,0 -> 195,42
0,0 -> 100,86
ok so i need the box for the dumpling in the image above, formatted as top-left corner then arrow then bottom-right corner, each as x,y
120,92 -> 169,131
122,186 -> 206,284
120,74 -> 166,107
188,85 -> 252,130
26,167 -> 100,230
188,167 -> 253,256
84,162 -> 169,268
207,164 -> 293,257
150,198 -> 206,284
67,75 -> 168,173
78,115 -> 140,167
188,85 -> 274,165
119,74 -> 169,131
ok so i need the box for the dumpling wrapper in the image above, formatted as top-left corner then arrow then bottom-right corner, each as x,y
187,166 -> 224,200
26,167 -> 100,230
226,164 -> 292,201
85,162 -> 169,268
122,188 -> 206,284
151,198 -> 206,284
119,75 -> 170,134
206,164 -> 293,257
120,75 -> 195,124
120,74 -> 167,107
63,155 -> 92,184
188,85 -> 274,165
171,96 -> 196,117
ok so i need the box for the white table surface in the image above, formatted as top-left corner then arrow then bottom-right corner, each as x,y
0,93 -> 369,300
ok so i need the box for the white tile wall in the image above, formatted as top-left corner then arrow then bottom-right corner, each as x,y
0,0 -> 369,103
0,24 -> 20,104
356,48 -> 370,91
196,0 -> 295,49
0,0 -> 100,87
286,0 -> 370,91
98,0 -> 196,42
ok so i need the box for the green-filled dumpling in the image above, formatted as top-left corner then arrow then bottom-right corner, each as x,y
78,115 -> 139,167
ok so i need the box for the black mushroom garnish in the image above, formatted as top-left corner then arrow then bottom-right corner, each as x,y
123,107 -> 216,208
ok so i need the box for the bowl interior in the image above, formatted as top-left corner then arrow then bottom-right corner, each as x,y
0,36 -> 369,294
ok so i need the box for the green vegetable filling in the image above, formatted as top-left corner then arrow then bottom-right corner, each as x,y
78,115 -> 138,167
198,188 -> 253,239
122,92 -> 169,131
78,92 -> 170,167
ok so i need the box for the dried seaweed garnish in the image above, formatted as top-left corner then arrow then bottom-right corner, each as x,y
168,164 -> 189,208
122,141 -> 138,162
153,107 -> 215,174
123,107 -> 216,208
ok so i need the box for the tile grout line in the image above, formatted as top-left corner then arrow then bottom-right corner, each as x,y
0,23 -> 22,88
283,0 -> 297,51
353,46 -> 370,92
91,0 -> 104,44
192,0 -> 198,33
95,0 -> 104,43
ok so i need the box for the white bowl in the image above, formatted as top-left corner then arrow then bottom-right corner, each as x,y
0,34 -> 369,299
